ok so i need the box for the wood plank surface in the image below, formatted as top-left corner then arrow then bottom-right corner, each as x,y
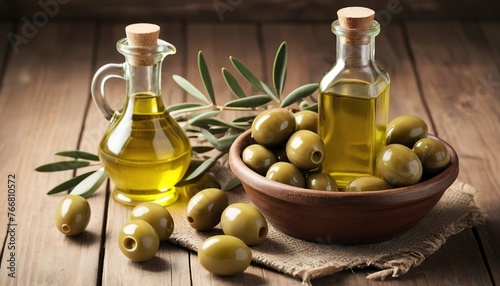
0,22 -> 98,285
406,21 -> 500,285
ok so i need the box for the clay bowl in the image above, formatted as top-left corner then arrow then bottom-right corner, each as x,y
228,129 -> 459,244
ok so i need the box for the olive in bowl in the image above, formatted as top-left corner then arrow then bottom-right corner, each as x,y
229,130 -> 459,244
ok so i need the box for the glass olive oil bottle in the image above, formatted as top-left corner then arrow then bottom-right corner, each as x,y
318,7 -> 390,188
92,24 -> 191,206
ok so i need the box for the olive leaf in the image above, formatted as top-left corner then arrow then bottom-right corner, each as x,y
222,68 -> 246,98
166,102 -> 205,113
273,42 -> 287,97
188,110 -> 221,125
224,95 -> 272,108
47,170 -> 96,195
222,176 -> 241,191
35,160 -> 91,172
175,152 -> 225,187
202,118 -> 248,130
55,150 -> 99,161
281,83 -> 319,108
172,75 -> 211,104
192,146 -> 215,154
230,57 -> 279,102
303,103 -> 318,112
215,133 -> 242,152
232,115 -> 256,123
70,167 -> 107,198
198,51 -> 216,104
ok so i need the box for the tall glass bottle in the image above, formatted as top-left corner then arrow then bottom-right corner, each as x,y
91,24 -> 192,206
318,7 -> 390,188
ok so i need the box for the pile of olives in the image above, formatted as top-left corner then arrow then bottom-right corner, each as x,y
244,108 -> 338,191
186,188 -> 269,275
242,109 -> 451,192
376,115 -> 451,188
118,202 -> 175,262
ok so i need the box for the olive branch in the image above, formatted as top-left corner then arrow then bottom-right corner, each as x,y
35,41 -> 318,198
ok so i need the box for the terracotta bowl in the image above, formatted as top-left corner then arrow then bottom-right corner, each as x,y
228,129 -> 459,244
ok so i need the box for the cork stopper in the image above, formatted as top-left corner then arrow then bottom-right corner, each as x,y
337,7 -> 374,30
125,23 -> 160,66
336,7 -> 375,45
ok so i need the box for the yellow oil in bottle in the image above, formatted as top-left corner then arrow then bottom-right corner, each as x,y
319,81 -> 389,188
98,92 -> 192,207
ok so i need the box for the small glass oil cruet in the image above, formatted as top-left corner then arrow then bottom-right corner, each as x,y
318,7 -> 390,188
91,23 -> 192,207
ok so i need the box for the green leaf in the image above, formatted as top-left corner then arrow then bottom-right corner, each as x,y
198,51 -> 216,104
232,115 -> 256,123
273,42 -> 287,96
188,110 -> 221,125
176,153 -> 225,186
222,68 -> 246,98
35,160 -> 91,172
70,167 -> 107,198
303,103 -> 318,112
55,150 -> 99,161
192,146 -> 215,154
172,75 -> 210,104
203,118 -> 248,130
166,102 -> 204,113
222,177 -> 241,191
201,129 -> 220,146
47,171 -> 96,195
215,133 -> 241,152
225,95 -> 272,108
280,83 -> 319,108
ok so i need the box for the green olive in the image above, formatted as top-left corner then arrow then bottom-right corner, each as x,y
118,219 -> 159,262
178,172 -> 221,199
130,202 -> 174,241
286,130 -> 326,170
266,162 -> 305,188
306,171 -> 338,191
376,144 -> 423,187
294,110 -> 318,133
251,108 -> 296,147
221,203 -> 268,245
386,115 -> 428,148
413,138 -> 451,175
54,194 -> 91,236
186,188 -> 228,230
242,144 -> 277,175
198,235 -> 252,276
344,176 -> 391,192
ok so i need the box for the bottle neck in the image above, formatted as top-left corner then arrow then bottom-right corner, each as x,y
336,36 -> 375,67
124,59 -> 162,97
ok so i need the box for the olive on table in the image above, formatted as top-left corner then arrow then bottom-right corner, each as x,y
118,219 -> 159,262
54,194 -> 91,236
186,188 -> 228,230
305,171 -> 338,191
376,144 -> 423,187
386,115 -> 428,148
286,130 -> 326,170
294,110 -> 318,133
130,202 -> 174,241
266,162 -> 306,188
413,137 -> 451,175
221,203 -> 268,245
251,108 -> 296,147
242,144 -> 278,175
344,176 -> 391,192
198,235 -> 252,276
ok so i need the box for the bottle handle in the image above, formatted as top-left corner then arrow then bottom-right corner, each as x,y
91,63 -> 125,121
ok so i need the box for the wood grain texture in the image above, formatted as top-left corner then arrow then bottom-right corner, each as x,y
406,21 -> 500,285
13,0 -> 500,22
0,22 -> 97,285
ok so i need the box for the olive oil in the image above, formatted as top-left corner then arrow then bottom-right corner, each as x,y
319,83 -> 389,188
99,93 -> 192,206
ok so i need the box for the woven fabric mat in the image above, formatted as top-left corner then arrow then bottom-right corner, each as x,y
166,164 -> 484,284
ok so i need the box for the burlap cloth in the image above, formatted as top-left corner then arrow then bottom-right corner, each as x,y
166,164 -> 484,285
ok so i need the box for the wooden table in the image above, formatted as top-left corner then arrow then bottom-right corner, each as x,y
0,20 -> 499,285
